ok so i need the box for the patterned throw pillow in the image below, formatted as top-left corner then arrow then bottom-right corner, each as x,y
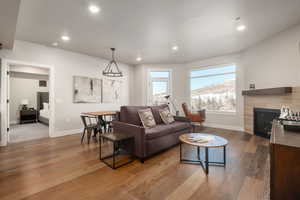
159,107 -> 175,124
138,108 -> 156,128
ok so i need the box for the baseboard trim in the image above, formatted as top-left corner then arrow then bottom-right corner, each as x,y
0,141 -> 6,147
203,122 -> 244,132
52,128 -> 82,138
9,121 -> 18,125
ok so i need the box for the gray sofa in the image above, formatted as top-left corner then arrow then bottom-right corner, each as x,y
112,105 -> 192,162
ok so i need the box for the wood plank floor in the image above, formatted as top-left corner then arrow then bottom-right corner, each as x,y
0,127 -> 270,200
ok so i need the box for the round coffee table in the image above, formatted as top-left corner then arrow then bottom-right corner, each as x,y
179,133 -> 228,174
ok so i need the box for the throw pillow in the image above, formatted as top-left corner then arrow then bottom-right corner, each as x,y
138,108 -> 156,128
159,107 -> 175,124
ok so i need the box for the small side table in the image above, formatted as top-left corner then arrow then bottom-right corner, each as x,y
20,109 -> 37,124
99,132 -> 134,169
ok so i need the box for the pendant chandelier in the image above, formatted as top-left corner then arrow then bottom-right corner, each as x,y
102,48 -> 123,77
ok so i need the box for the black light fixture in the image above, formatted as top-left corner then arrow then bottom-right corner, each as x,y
103,48 -> 123,77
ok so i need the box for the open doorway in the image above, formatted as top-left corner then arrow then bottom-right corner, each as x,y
8,64 -> 50,143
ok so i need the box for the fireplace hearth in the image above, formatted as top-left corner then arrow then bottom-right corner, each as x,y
254,108 -> 280,138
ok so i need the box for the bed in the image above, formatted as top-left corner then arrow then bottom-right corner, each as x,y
37,92 -> 49,125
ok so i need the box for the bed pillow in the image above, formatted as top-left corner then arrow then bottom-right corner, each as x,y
43,103 -> 49,110
159,107 -> 175,124
138,108 -> 156,128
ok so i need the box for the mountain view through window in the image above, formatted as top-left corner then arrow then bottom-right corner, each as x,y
190,65 -> 236,112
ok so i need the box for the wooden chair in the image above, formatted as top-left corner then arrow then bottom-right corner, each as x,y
80,115 -> 100,144
182,103 -> 206,132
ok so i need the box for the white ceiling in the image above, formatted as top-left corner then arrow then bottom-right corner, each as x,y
0,0 -> 20,49
14,0 -> 300,64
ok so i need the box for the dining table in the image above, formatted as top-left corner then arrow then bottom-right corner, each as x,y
82,111 -> 118,133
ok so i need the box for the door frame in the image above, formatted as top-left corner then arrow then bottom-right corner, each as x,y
0,59 -> 55,146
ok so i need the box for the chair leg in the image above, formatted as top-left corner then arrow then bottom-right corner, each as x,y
93,128 -> 99,143
87,129 -> 92,144
81,128 -> 86,144
93,128 -> 97,137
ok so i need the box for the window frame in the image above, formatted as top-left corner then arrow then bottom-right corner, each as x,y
147,68 -> 173,106
189,63 -> 237,115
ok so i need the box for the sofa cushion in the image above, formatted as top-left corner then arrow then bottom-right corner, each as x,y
150,104 -> 169,124
145,124 -> 173,140
159,107 -> 175,124
168,121 -> 191,133
120,106 -> 148,126
145,121 -> 191,140
138,108 -> 157,128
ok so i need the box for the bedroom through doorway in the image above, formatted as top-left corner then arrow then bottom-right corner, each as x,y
8,64 -> 50,143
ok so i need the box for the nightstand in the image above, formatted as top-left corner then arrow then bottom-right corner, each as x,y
20,109 -> 37,124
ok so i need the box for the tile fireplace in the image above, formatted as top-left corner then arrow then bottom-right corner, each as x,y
243,87 -> 300,134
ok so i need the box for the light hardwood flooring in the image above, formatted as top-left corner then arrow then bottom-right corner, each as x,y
0,127 -> 270,200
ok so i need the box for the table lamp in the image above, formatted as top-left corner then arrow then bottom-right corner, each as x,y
20,99 -> 29,110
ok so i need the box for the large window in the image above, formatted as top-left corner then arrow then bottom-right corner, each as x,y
148,70 -> 171,105
190,65 -> 236,113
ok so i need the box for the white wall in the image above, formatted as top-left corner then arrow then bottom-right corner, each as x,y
10,65 -> 49,75
10,77 -> 48,124
134,55 -> 244,131
186,54 -> 244,131
1,23 -> 299,136
132,64 -> 187,108
241,24 -> 300,88
132,24 -> 300,131
0,40 -> 133,137
130,65 -> 148,105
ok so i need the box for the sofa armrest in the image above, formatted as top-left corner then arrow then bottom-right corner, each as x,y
112,120 -> 146,158
112,120 -> 144,132
174,116 -> 191,122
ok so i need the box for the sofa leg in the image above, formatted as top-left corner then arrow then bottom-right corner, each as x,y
140,158 -> 144,163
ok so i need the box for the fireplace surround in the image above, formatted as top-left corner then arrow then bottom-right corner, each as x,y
243,87 -> 300,134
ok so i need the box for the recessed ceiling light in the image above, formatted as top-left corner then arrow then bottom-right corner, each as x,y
52,42 -> 58,46
136,57 -> 142,62
236,24 -> 246,32
172,45 -> 179,51
61,35 -> 70,41
89,5 -> 100,14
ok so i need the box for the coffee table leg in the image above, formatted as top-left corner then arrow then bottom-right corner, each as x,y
180,142 -> 182,162
99,137 -> 102,160
223,146 -> 226,166
205,147 -> 209,174
197,147 -> 200,160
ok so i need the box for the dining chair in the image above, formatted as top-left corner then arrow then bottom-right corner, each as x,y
80,115 -> 100,144
103,114 -> 117,133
